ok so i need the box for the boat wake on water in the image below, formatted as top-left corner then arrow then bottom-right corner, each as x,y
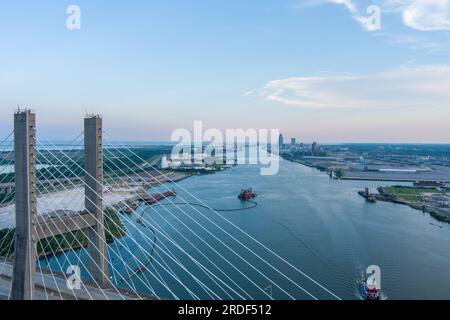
124,192 -> 259,281
142,200 -> 258,213
140,188 -> 259,215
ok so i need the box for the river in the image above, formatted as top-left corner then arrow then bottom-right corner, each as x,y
39,158 -> 450,300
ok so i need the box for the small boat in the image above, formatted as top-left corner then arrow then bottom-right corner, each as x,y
238,188 -> 257,201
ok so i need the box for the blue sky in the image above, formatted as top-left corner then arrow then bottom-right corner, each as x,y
1,0 -> 450,142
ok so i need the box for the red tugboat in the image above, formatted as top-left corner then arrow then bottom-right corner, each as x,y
238,188 -> 257,201
364,277 -> 381,300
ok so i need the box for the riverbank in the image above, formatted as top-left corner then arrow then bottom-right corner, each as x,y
358,186 -> 450,224
0,170 -> 194,229
0,208 -> 125,260
283,156 -> 450,225
37,158 -> 450,299
281,155 -> 450,183
0,169 -> 210,259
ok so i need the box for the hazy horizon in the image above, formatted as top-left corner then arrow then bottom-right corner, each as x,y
1,1 -> 450,142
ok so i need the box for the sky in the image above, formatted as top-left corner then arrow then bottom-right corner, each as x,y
1,0 -> 450,143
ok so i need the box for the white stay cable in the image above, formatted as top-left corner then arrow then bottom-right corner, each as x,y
37,144 -> 182,299
36,152 -> 150,299
106,137 -> 341,300
103,155 -> 254,299
83,145 -> 274,299
102,165 -> 234,295
102,166 -> 238,299
35,186 -> 109,300
33,217 -> 69,300
38,139 -> 219,300
36,145 -> 182,299
37,147 -> 144,296
37,146 -> 210,300
102,144 -> 299,299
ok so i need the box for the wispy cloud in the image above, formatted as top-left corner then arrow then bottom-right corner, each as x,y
401,0 -> 450,31
366,0 -> 450,31
295,0 -> 380,31
298,0 -> 450,31
247,65 -> 450,109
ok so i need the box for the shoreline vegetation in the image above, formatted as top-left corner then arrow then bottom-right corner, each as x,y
358,186 -> 450,224
0,164 -> 229,260
0,208 -> 125,260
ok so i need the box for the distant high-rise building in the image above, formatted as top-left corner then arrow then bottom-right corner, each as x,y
291,138 -> 296,146
312,142 -> 318,156
279,134 -> 284,149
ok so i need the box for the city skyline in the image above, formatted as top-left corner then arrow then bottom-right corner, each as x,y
1,0 -> 450,143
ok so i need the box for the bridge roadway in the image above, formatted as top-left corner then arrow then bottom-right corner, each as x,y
0,261 -> 151,300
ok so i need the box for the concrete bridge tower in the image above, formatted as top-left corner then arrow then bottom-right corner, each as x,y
11,110 -> 37,300
84,115 -> 110,287
10,112 -> 110,299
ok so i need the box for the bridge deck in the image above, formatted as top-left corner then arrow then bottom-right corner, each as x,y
0,261 -> 149,300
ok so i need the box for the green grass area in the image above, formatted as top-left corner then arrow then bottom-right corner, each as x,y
375,185 -> 450,225
0,208 -> 126,260
379,186 -> 448,203
396,194 -> 423,201
383,186 -> 438,195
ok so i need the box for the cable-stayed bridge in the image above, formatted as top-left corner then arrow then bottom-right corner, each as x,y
0,110 -> 341,300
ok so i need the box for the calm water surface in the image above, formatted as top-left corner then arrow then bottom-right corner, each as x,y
40,159 -> 450,300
